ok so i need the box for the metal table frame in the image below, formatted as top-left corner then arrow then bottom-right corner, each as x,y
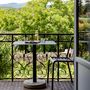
13,41 -> 56,83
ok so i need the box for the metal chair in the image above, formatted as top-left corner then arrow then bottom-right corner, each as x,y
47,37 -> 74,90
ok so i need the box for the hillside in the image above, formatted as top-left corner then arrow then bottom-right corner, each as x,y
0,3 -> 26,8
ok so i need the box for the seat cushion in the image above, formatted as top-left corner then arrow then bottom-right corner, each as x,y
50,57 -> 73,62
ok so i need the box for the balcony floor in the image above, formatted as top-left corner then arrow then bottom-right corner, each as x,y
0,80 -> 74,90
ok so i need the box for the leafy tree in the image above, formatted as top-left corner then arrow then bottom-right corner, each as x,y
0,0 -> 74,34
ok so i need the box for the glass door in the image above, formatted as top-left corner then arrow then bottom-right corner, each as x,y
78,0 -> 90,61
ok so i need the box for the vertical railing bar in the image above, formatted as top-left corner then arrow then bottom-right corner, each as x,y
31,34 -> 34,52
57,34 -> 60,81
11,34 -> 14,82
57,35 -> 59,57
32,34 -> 33,40
25,34 -> 27,54
43,34 -> 45,54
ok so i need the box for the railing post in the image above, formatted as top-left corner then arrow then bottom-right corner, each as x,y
11,34 -> 14,82
57,35 -> 59,57
57,35 -> 59,81
32,34 -> 34,40
31,34 -> 34,52
25,34 -> 27,54
43,34 -> 45,54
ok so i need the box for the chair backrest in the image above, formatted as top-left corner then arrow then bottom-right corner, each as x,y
66,37 -> 74,58
64,49 -> 68,53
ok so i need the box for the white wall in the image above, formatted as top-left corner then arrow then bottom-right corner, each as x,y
78,63 -> 90,90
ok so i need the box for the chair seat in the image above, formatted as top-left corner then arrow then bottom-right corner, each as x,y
47,37 -> 74,90
50,57 -> 73,62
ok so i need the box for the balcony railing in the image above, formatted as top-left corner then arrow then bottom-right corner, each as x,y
0,33 -> 74,80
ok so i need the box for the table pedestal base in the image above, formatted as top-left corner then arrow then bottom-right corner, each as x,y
23,79 -> 46,89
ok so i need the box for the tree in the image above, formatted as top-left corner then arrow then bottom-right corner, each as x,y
0,0 -> 74,34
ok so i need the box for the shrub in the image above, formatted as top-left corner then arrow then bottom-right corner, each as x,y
0,43 -> 11,79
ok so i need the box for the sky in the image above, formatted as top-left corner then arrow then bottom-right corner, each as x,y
0,0 -> 86,5
0,0 -> 69,4
0,0 -> 31,4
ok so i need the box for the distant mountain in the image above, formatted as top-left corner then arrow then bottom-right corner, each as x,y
0,3 -> 26,9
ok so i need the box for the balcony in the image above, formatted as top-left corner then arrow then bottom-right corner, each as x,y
0,80 -> 74,90
0,33 -> 74,90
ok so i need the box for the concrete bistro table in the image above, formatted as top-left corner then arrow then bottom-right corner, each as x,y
13,40 -> 56,89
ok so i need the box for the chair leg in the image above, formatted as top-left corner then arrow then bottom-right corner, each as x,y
47,60 -> 50,83
67,62 -> 73,83
57,62 -> 59,82
52,62 -> 55,90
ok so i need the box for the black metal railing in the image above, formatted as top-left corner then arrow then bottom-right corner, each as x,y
0,33 -> 74,80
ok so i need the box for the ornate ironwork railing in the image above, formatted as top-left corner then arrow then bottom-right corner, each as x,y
0,33 -> 74,80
